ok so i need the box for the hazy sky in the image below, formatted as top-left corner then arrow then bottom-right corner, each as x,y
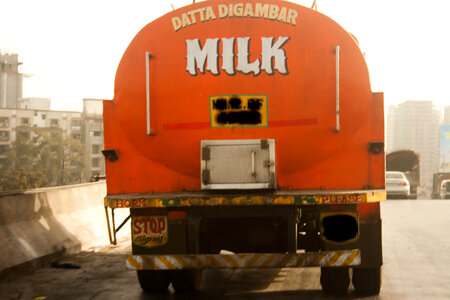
1,0 -> 449,111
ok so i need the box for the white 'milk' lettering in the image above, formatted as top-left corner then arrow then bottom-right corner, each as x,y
186,36 -> 289,76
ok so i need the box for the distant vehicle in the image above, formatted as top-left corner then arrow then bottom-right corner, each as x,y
440,180 -> 450,199
432,173 -> 450,199
386,150 -> 420,199
386,171 -> 410,199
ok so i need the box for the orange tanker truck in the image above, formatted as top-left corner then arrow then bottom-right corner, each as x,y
102,0 -> 385,295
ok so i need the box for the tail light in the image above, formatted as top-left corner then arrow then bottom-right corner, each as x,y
400,182 -> 408,186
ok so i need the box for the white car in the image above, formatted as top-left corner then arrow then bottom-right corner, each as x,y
440,180 -> 450,199
385,171 -> 410,199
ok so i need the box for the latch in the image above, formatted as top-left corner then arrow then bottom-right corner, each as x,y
264,160 -> 274,168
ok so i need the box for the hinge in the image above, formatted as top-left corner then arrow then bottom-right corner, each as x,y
202,169 -> 210,184
202,147 -> 210,161
268,172 -> 275,189
261,139 -> 269,149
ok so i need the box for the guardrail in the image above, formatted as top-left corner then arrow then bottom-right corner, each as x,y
0,181 -> 129,278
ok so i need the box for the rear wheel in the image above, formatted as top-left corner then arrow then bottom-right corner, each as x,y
352,266 -> 381,295
170,269 -> 203,292
320,267 -> 350,295
137,270 -> 171,292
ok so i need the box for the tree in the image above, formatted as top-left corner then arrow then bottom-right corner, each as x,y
0,169 -> 48,191
0,132 -> 50,191
52,133 -> 86,185
0,130 -> 86,191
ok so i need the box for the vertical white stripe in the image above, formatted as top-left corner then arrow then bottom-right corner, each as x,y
334,252 -> 349,266
145,52 -> 152,135
335,45 -> 340,132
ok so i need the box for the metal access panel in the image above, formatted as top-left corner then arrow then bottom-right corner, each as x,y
201,139 -> 276,190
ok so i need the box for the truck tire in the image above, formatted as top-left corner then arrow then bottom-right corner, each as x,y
137,270 -> 171,292
170,270 -> 203,292
320,267 -> 350,295
352,267 -> 381,295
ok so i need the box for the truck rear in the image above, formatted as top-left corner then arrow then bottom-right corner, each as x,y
102,0 -> 385,295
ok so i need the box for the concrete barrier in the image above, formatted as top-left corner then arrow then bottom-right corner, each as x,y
0,181 -> 130,278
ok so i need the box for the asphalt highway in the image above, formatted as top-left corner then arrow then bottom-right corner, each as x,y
1,200 -> 449,300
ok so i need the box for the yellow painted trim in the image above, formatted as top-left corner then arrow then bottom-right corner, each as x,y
363,190 -> 387,202
106,191 -> 386,209
343,250 -> 360,265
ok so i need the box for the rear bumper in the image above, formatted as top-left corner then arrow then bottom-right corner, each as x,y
125,250 -> 361,270
104,190 -> 384,270
440,190 -> 450,199
387,190 -> 410,197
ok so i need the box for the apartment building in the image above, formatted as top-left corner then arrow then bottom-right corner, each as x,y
0,52 -> 105,184
441,106 -> 450,172
0,52 -> 22,109
0,98 -> 105,183
82,98 -> 104,179
444,105 -> 450,125
0,104 -> 84,180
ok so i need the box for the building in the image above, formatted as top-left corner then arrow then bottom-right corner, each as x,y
18,97 -> 51,110
386,100 -> 442,188
0,52 -> 23,109
0,52 -> 105,185
0,98 -> 106,184
0,101 -> 85,183
440,124 -> 450,172
444,105 -> 450,125
82,98 -> 105,179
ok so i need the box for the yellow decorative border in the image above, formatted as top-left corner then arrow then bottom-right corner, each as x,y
105,191 -> 386,209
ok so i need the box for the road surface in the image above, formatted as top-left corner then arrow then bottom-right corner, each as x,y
1,200 -> 449,300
